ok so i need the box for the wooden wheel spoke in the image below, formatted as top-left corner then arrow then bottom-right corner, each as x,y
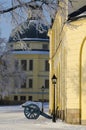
24,104 -> 40,119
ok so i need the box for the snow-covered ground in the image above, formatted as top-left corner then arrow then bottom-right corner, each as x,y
0,102 -> 86,130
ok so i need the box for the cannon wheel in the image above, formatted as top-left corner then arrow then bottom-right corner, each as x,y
24,103 -> 40,119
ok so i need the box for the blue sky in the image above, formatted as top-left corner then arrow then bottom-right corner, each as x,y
0,0 -> 12,40
0,15 -> 12,40
0,0 -> 30,40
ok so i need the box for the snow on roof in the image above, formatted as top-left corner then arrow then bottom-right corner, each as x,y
12,50 -> 49,55
18,38 -> 49,42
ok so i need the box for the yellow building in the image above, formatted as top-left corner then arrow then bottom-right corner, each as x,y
8,20 -> 49,103
48,0 -> 86,124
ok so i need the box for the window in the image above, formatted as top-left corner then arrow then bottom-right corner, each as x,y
14,96 -> 18,101
45,60 -> 49,71
29,60 -> 33,71
45,79 -> 49,88
20,96 -> 26,101
42,44 -> 48,50
21,60 -> 27,70
21,82 -> 26,88
28,96 -> 32,101
27,43 -> 30,48
28,79 -> 33,88
2,60 -> 7,69
15,60 -> 19,70
10,44 -> 13,48
14,78 -> 20,88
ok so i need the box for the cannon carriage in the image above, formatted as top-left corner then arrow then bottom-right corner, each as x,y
22,102 -> 52,119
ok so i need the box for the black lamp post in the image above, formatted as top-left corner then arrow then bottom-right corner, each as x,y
41,86 -> 45,112
52,74 -> 57,122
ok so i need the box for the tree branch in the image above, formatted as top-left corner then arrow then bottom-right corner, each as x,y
0,1 -> 46,14
0,4 -> 21,14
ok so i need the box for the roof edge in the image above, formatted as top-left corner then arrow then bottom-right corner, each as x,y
68,5 -> 86,21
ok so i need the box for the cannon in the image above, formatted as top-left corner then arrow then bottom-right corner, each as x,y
23,103 -> 52,119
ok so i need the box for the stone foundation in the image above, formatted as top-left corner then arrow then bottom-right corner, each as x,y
81,120 -> 86,125
56,108 -> 86,125
66,109 -> 80,124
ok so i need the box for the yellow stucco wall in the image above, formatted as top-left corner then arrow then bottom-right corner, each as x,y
8,40 -> 49,102
65,19 -> 86,124
49,8 -> 86,124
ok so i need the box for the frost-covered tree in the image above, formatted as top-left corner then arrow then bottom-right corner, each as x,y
0,0 -> 84,40
0,0 -> 58,24
0,0 -> 84,98
0,38 -> 26,99
0,0 -> 83,26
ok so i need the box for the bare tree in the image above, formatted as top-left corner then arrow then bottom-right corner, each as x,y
0,0 -> 83,27
0,38 -> 26,98
0,0 -> 58,28
0,0 -> 57,98
0,0 -> 84,98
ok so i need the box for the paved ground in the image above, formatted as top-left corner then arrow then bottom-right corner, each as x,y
0,106 -> 86,130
